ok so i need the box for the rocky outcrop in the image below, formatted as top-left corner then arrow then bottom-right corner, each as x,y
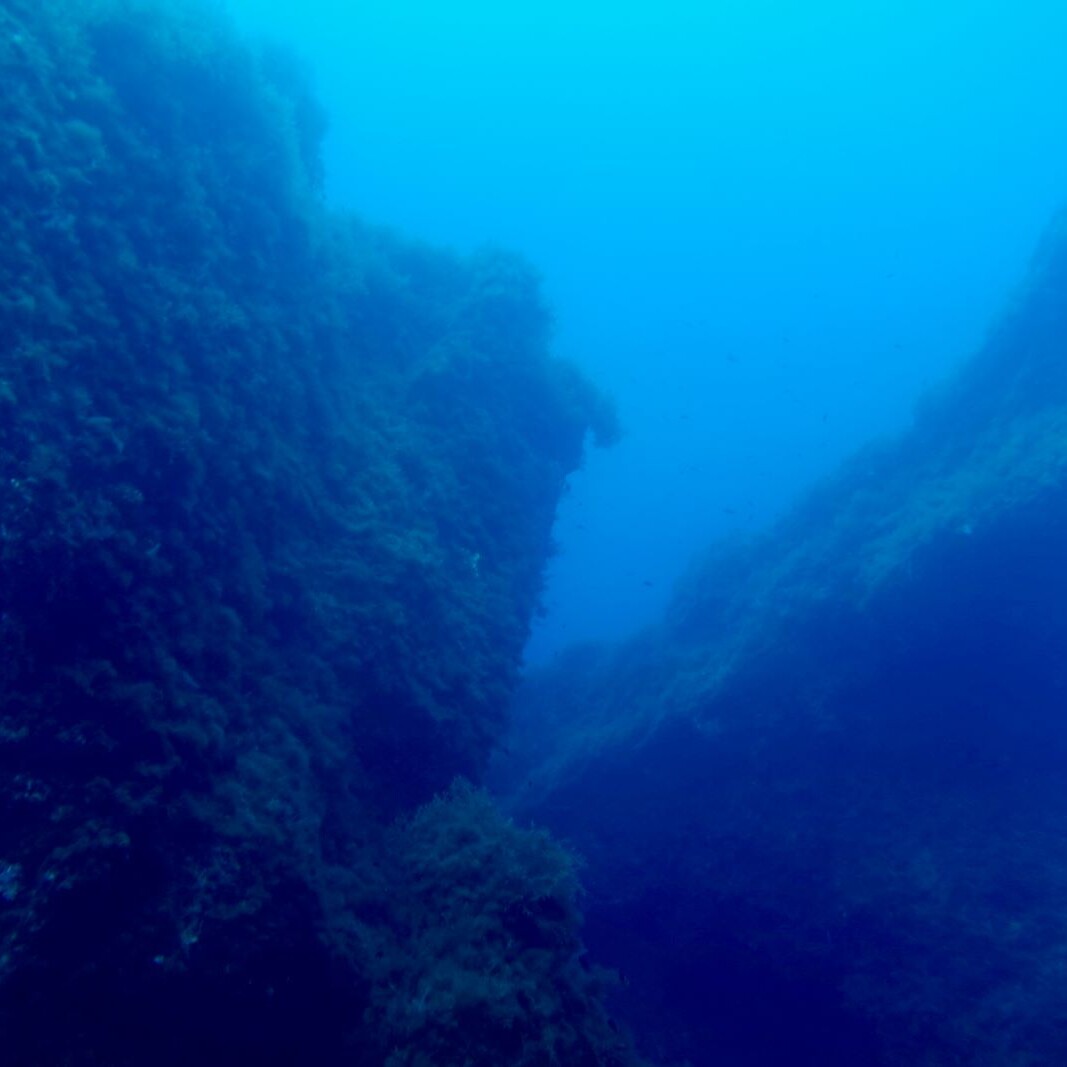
0,2 -> 634,1063
502,214 -> 1067,1065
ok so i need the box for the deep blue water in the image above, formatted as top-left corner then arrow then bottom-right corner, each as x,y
224,0 -> 1067,662
7,3 -> 1067,1064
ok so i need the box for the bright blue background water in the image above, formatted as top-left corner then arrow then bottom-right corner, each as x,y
224,0 -> 1067,663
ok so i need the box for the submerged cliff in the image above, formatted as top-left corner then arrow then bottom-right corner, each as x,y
502,217 -> 1067,1064
0,1 -> 636,1063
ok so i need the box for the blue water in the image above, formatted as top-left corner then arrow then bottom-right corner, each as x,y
223,0 -> 1067,662
6,3 -> 1067,1063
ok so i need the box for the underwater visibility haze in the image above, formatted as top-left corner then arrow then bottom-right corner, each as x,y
4,0 -> 1067,1064
226,0 -> 1067,661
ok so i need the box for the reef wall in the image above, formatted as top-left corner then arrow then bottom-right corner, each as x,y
0,1 -> 635,1063
502,215 -> 1067,1065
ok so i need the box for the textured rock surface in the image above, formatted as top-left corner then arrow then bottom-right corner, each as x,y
0,2 -> 636,1063
503,216 -> 1067,1065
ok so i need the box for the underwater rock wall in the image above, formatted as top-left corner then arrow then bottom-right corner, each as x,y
503,216 -> 1067,1064
0,1 -> 634,1063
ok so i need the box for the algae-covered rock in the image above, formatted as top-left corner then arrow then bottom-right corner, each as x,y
503,217 -> 1067,1065
0,1 -> 634,1062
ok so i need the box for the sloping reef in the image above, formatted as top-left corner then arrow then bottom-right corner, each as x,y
0,1 -> 640,1064
503,215 -> 1067,1064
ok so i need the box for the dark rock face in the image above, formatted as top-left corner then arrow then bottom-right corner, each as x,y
0,1 -> 634,1063
503,220 -> 1067,1065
